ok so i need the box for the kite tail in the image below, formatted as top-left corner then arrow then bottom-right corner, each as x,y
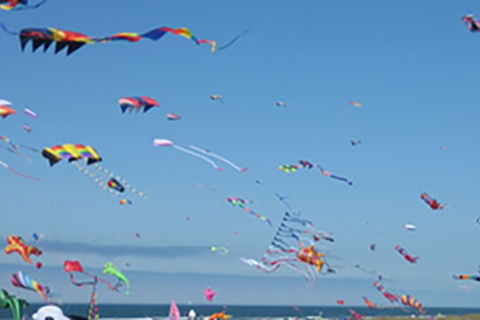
189,145 -> 247,172
0,22 -> 19,35
173,145 -> 223,171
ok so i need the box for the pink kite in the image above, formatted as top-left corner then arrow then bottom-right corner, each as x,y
205,287 -> 217,302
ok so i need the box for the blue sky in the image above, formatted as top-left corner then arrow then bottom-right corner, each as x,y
1,0 -> 480,308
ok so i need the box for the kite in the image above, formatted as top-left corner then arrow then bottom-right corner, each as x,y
42,144 -> 101,166
373,276 -> 399,303
362,296 -> 377,310
72,162 -> 147,200
11,271 -> 50,302
189,146 -> 248,172
462,14 -> 480,32
209,310 -> 231,320
350,101 -> 363,108
0,289 -> 28,320
279,160 -> 353,186
395,245 -> 418,264
349,309 -> 365,320
350,140 -> 362,146
42,144 -> 145,200
210,246 -> 229,255
170,300 -> 180,320
32,233 -> 43,242
22,124 -> 32,133
205,287 -> 217,302
400,294 -> 425,314
336,300 -> 345,305
108,178 -> 126,192
154,139 -> 223,171
103,262 -> 130,295
453,274 -> 480,282
276,101 -> 287,107
226,197 -> 272,226
0,23 -> 215,55
4,235 -> 42,265
0,100 -> 16,119
119,97 -> 159,113
403,224 -> 416,231
420,193 -> 445,210
241,241 -> 332,283
65,260 -> 122,320
210,95 -> 224,104
24,108 -> 38,118
0,0 -> 46,11
167,113 -> 180,120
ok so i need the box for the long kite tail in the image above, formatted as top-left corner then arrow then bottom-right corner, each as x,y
0,159 -> 39,181
0,21 -> 19,35
173,145 -> 223,171
189,145 -> 248,172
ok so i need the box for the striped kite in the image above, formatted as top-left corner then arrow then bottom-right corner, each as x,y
0,23 -> 216,55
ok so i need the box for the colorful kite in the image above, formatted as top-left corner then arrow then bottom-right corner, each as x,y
41,144 -> 101,166
462,14 -> 480,32
362,296 -> 377,310
4,235 -> 42,265
65,260 -> 123,320
0,0 -> 46,11
119,97 -> 159,113
0,289 -> 28,320
241,197 -> 336,283
210,246 -> 229,255
349,309 -> 365,320
453,274 -> 480,282
205,287 -> 217,302
103,263 -> 130,295
395,245 -> 418,264
227,197 -> 272,226
373,276 -> 399,303
119,199 -> 132,205
279,160 -> 353,185
400,294 -> 425,314
350,101 -> 363,108
420,193 -> 445,210
42,144 -> 145,201
167,113 -> 180,120
71,161 -> 146,201
0,23 -> 215,55
0,100 -> 16,119
208,310 -> 231,320
11,271 -> 50,302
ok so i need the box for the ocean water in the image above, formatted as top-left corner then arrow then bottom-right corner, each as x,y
2,304 -> 480,320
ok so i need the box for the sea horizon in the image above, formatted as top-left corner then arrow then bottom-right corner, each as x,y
3,303 -> 480,320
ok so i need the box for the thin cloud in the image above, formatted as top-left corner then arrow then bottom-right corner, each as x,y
39,240 -> 209,258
